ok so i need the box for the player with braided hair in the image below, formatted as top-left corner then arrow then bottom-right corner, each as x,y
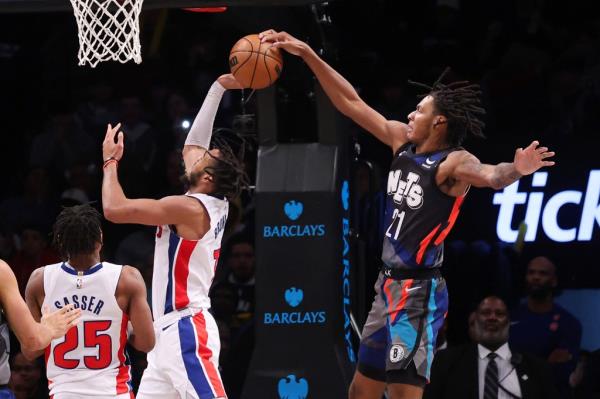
102,73 -> 248,399
259,30 -> 555,399
24,204 -> 154,398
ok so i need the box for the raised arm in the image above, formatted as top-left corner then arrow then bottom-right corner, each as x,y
182,74 -> 243,177
101,124 -> 209,231
452,140 -> 555,190
116,266 -> 155,353
259,29 -> 408,152
1,261 -> 79,356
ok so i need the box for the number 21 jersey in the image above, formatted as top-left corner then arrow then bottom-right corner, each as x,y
382,143 -> 466,270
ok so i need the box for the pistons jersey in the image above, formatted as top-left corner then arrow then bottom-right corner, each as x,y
382,143 -> 467,270
43,261 -> 132,397
152,193 -> 228,319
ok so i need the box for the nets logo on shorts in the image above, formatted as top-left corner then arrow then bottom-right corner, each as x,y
277,374 -> 308,399
389,344 -> 405,363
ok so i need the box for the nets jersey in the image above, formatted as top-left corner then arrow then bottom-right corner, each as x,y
382,143 -> 466,270
152,193 -> 228,319
43,261 -> 132,397
0,308 -> 9,385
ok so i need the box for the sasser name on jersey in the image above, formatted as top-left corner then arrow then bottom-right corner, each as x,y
54,295 -> 105,316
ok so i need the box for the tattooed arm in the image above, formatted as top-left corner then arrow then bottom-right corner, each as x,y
452,141 -> 555,190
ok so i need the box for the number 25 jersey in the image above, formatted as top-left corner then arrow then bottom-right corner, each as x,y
382,143 -> 467,270
43,261 -> 132,397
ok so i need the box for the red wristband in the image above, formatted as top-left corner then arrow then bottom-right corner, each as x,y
103,158 -> 119,169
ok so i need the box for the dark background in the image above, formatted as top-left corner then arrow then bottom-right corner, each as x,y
0,0 -> 599,396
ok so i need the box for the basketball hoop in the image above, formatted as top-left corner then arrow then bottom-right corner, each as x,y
70,0 -> 144,67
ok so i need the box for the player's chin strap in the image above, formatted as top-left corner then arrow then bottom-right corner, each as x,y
495,353 -> 523,399
185,80 -> 226,150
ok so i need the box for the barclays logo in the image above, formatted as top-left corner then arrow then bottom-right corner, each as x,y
284,200 -> 303,220
263,200 -> 326,239
278,374 -> 308,399
341,180 -> 350,211
264,287 -> 326,325
341,179 -> 356,363
285,287 -> 303,307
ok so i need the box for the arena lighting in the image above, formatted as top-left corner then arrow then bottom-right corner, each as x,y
493,170 -> 600,243
181,120 -> 191,129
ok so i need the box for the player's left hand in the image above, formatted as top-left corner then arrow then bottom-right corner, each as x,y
41,304 -> 81,339
103,123 -> 125,162
514,140 -> 555,176
259,29 -> 308,57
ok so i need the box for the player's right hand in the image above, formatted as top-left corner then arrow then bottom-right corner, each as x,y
41,304 -> 81,339
259,29 -> 308,57
103,123 -> 125,162
217,73 -> 244,90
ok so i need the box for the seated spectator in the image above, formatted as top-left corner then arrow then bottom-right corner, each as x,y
509,256 -> 582,397
424,296 -> 559,399
8,352 -> 47,399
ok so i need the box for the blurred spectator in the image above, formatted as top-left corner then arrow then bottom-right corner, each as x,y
443,240 -> 518,345
9,225 -> 60,294
509,256 -> 582,397
114,227 -> 156,268
61,161 -> 98,204
155,150 -> 185,197
0,167 -> 60,234
29,107 -> 94,173
8,352 -> 47,399
117,95 -> 157,198
76,80 -> 117,139
222,234 -> 255,327
215,319 -> 231,366
0,224 -> 16,261
572,349 -> 600,398
424,296 -> 559,399
210,282 -> 237,327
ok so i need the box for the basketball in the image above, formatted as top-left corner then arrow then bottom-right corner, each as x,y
229,34 -> 283,89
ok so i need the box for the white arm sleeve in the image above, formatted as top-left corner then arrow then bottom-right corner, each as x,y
184,80 -> 227,149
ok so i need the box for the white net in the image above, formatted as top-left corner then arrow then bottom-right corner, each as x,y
70,0 -> 144,68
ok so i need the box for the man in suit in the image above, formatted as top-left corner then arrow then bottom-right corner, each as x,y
424,296 -> 559,399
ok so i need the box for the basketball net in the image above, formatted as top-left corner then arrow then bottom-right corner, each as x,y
70,0 -> 144,67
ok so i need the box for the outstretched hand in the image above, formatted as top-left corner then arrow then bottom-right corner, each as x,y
259,29 -> 308,57
41,304 -> 81,340
217,74 -> 244,90
514,140 -> 556,176
103,123 -> 125,162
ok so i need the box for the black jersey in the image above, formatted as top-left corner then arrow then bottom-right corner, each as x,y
381,143 -> 466,270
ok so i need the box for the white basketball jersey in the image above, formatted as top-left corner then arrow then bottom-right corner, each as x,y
43,261 -> 132,397
152,193 -> 228,319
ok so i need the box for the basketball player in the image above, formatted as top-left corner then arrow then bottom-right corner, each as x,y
0,259 -> 80,399
259,30 -> 555,399
102,74 -> 247,399
23,204 -> 155,399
